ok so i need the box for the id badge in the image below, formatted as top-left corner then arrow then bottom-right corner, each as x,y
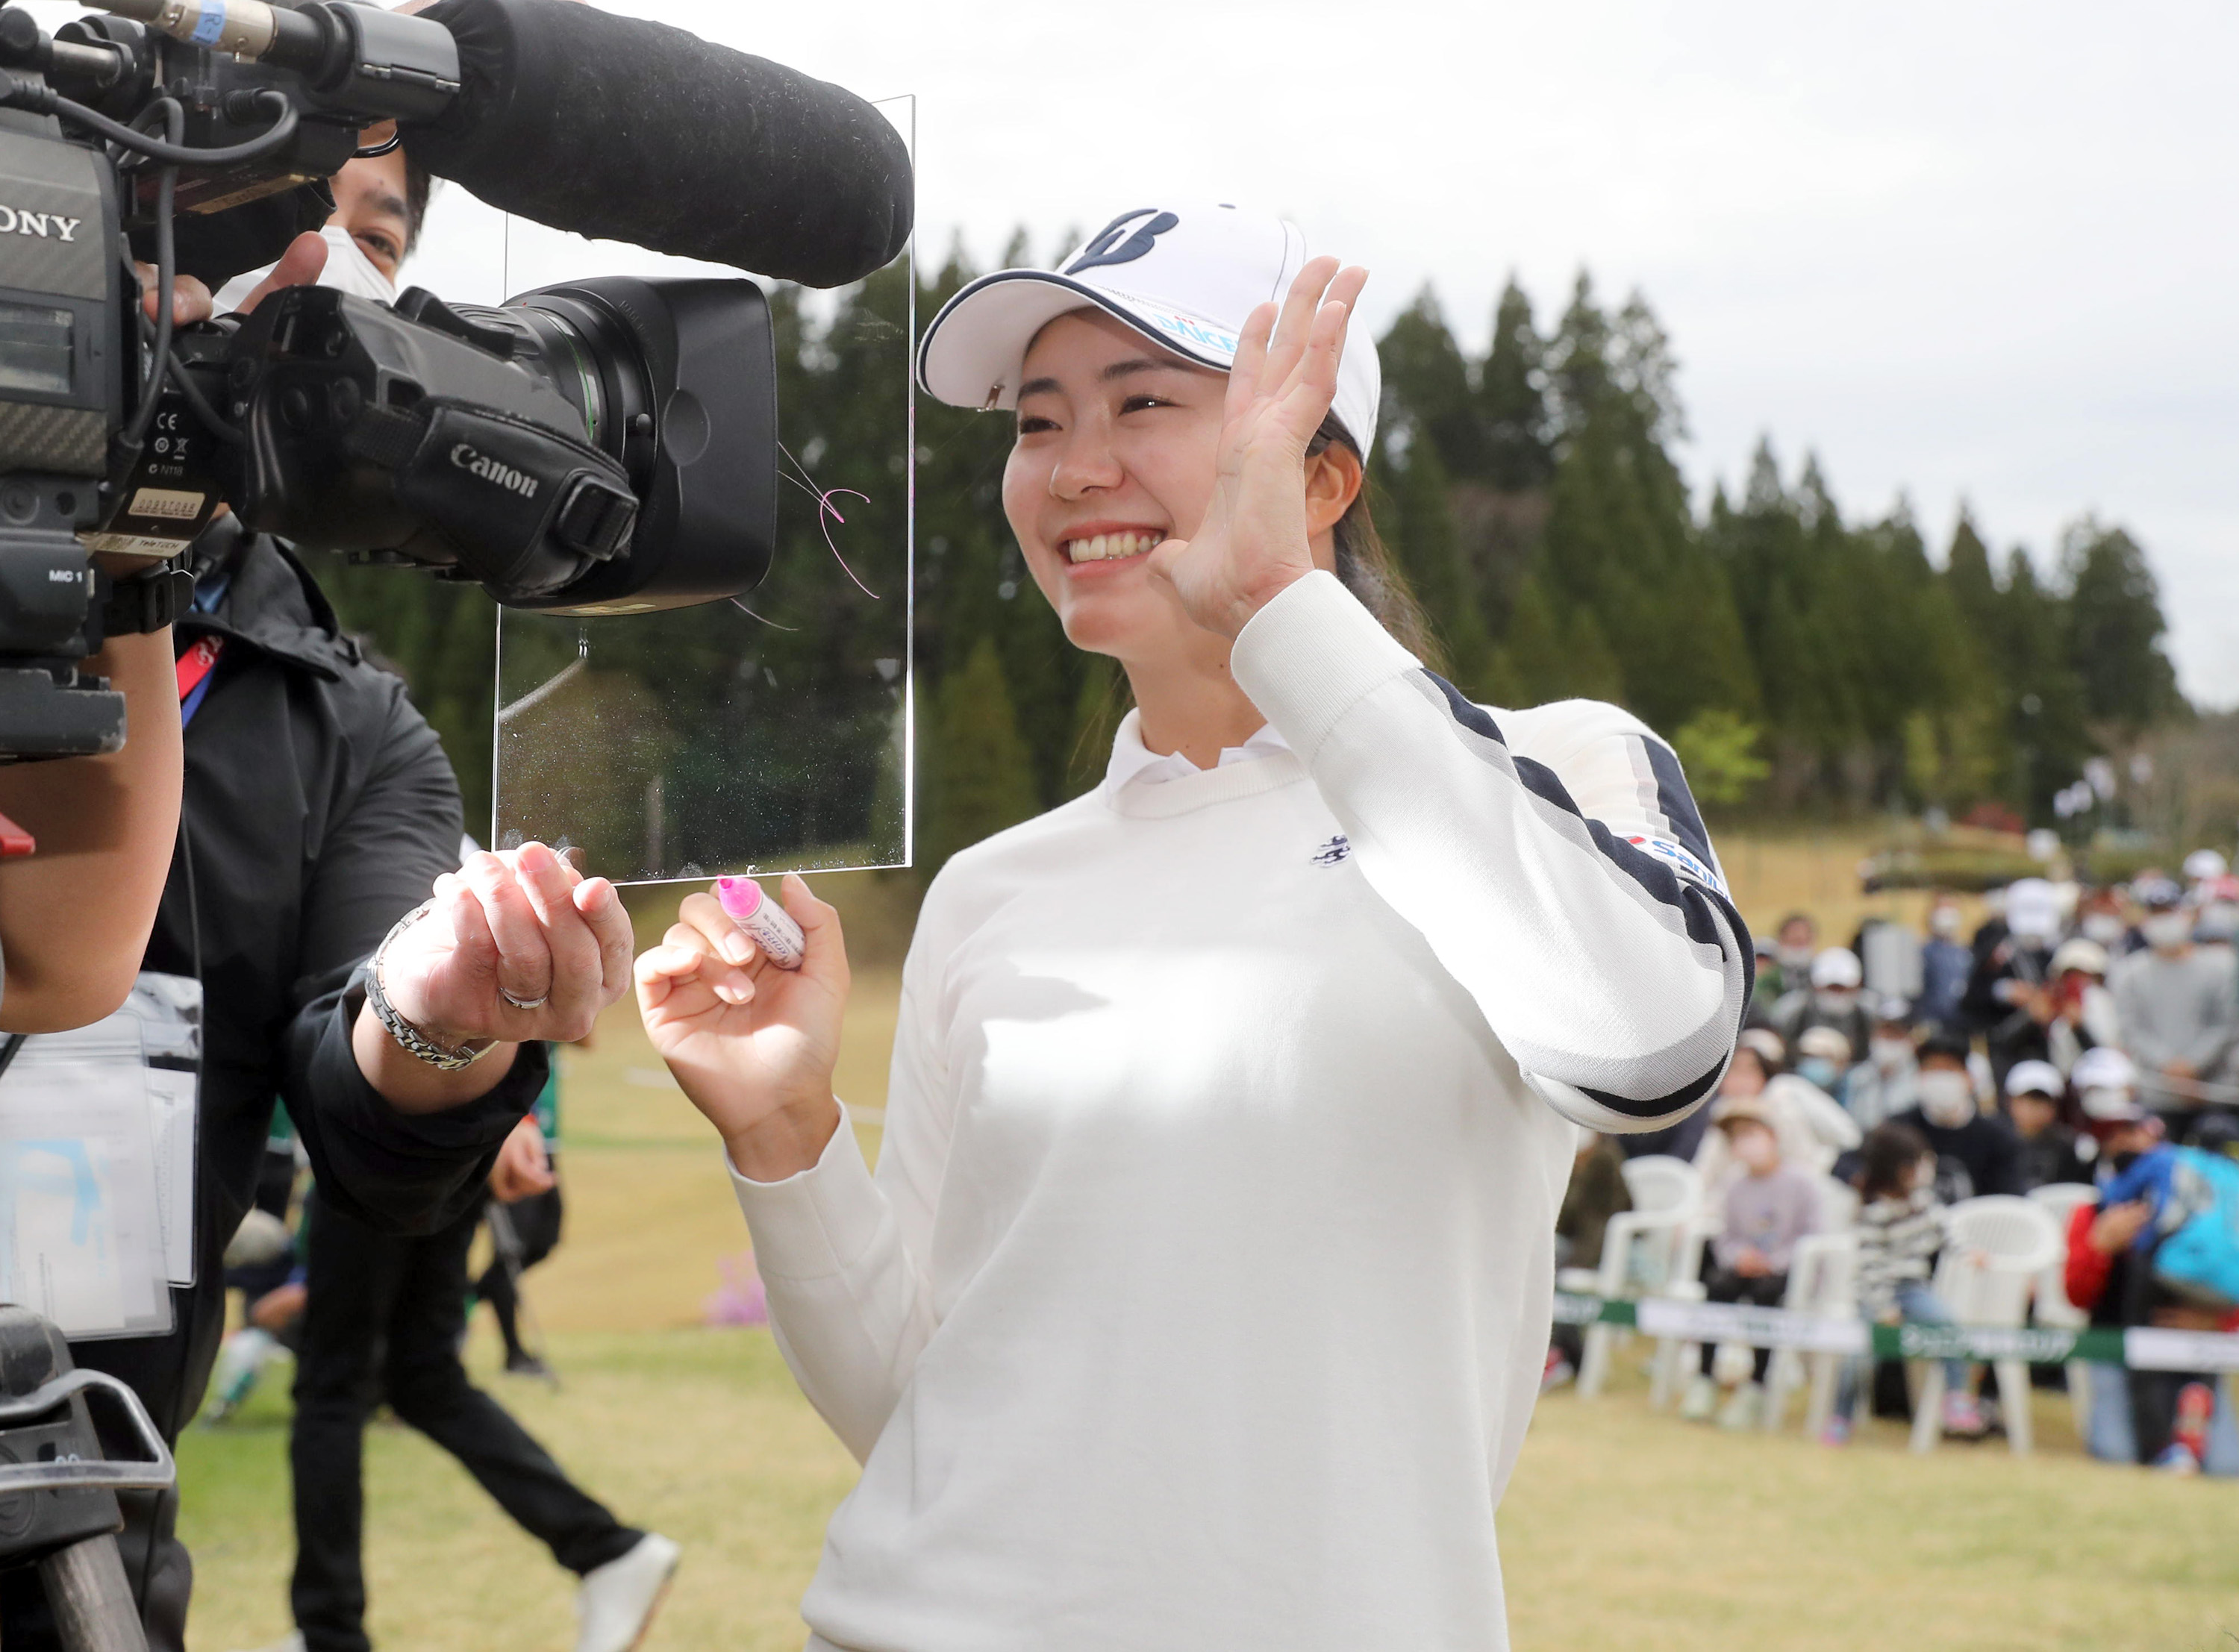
0,972 -> 201,1340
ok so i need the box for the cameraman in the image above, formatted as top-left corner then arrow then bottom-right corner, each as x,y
0,146 -> 635,1652
0,122 -> 421,1037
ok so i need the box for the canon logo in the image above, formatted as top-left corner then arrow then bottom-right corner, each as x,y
0,206 -> 81,242
451,443 -> 538,499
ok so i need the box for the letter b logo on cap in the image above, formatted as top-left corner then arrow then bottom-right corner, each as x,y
1065,209 -> 1179,276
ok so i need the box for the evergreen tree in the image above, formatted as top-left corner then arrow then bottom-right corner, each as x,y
2061,518 -> 2183,730
1375,289 -> 1490,481
1478,276 -> 1552,491
924,636 -> 1040,877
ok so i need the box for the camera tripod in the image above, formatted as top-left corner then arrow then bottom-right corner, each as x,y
0,1307 -> 176,1651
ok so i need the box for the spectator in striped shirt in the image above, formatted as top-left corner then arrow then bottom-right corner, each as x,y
1826,1121 -> 1983,1444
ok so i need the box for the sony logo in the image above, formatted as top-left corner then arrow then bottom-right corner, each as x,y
450,442 -> 538,500
0,206 -> 81,242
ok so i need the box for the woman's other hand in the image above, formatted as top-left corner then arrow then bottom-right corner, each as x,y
1146,255 -> 1368,639
635,874 -> 849,1182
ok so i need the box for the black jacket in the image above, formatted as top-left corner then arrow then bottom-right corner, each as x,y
76,528 -> 543,1442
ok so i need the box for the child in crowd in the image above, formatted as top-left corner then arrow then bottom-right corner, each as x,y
1828,1121 -> 1982,1444
1680,1100 -> 1821,1430
2063,1049 -> 2239,1474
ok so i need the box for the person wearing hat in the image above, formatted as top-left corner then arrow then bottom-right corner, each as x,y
636,212 -> 1753,1648
2043,936 -> 2120,1077
1677,1096 -> 1821,1429
2061,1049 -> 2239,1473
2003,1059 -> 2090,1191
2109,877 -> 2237,1133
1890,1032 -> 2021,1202
1961,877 -> 2064,1087
1770,945 -> 1873,1061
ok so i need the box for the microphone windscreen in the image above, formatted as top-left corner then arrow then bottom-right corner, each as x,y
405,0 -> 912,287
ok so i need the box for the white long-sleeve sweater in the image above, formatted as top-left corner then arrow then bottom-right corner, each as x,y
732,571 -> 1751,1652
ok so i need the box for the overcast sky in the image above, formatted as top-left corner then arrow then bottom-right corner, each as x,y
72,0 -> 2239,700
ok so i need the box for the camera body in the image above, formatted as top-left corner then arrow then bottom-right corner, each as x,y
0,1 -> 780,760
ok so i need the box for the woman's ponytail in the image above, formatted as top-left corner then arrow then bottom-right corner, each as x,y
1310,416 -> 1441,670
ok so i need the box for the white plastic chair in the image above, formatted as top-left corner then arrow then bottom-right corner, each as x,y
1576,1157 -> 1702,1398
1911,1196 -> 2062,1455
1762,1177 -> 1862,1430
2027,1180 -> 2101,1437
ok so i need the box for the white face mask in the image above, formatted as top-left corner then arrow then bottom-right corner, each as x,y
1930,908 -> 1962,939
1776,945 -> 1814,972
2080,913 -> 2126,946
1731,1130 -> 1780,1174
2142,912 -> 2193,954
1917,1069 -> 1976,1127
1870,1036 -> 1914,1074
211,224 -> 399,315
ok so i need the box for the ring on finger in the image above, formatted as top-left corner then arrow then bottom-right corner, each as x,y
501,989 -> 549,1011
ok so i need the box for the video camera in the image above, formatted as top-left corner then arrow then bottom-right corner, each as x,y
0,0 -> 783,762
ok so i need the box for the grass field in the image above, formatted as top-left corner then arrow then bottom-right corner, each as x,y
172,835 -> 2239,1649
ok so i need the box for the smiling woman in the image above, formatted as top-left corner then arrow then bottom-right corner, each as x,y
632,201 -> 1755,1652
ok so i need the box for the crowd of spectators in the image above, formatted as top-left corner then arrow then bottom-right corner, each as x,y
1555,850 -> 2239,1474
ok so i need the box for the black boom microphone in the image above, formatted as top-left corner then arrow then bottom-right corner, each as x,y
407,0 -> 913,288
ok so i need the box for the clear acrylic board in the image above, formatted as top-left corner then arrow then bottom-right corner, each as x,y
399,69 -> 914,883
484,99 -> 915,883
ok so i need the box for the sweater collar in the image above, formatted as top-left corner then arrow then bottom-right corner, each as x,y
1101,710 -> 1307,819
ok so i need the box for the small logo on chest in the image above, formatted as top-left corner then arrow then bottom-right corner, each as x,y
1310,833 -> 1352,867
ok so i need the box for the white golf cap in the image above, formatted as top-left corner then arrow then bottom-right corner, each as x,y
2003,1059 -> 2064,1100
2185,848 -> 2229,882
2071,1045 -> 2137,1098
916,202 -> 1381,456
1810,947 -> 1863,989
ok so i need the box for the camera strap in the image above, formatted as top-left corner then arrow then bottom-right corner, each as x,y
344,397 -> 640,597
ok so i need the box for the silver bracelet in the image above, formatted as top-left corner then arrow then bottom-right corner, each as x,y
365,901 -> 497,1071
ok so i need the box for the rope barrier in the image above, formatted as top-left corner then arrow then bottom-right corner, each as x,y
1551,1291 -> 2239,1372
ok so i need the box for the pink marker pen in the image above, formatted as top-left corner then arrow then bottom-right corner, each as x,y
715,876 -> 805,970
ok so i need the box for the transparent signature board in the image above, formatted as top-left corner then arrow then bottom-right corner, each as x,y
439,97 -> 916,883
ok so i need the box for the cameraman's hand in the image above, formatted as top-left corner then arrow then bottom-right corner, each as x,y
490,1113 -> 555,1203
135,231 -> 329,325
635,876 -> 848,1183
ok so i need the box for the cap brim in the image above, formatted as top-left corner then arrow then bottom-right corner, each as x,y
916,269 -> 1240,413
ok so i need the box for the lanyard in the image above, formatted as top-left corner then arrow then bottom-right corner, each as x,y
175,634 -> 225,728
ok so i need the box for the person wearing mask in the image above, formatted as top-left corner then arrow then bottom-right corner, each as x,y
1890,1033 -> 2020,1202
1827,1121 -> 1982,1444
2004,1060 -> 2091,1190
2110,878 -> 2238,1135
2075,886 -> 2140,959
1845,998 -> 1920,1133
2061,1054 -> 2239,1474
1961,877 -> 2063,1086
1694,1029 -> 1860,1193
1791,1024 -> 1853,1101
2043,937 -> 2120,1075
636,227 -> 1754,1649
1771,946 -> 1873,1060
1917,896 -> 1974,1030
1765,913 -> 1817,1002
1678,1100 -> 1820,1429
